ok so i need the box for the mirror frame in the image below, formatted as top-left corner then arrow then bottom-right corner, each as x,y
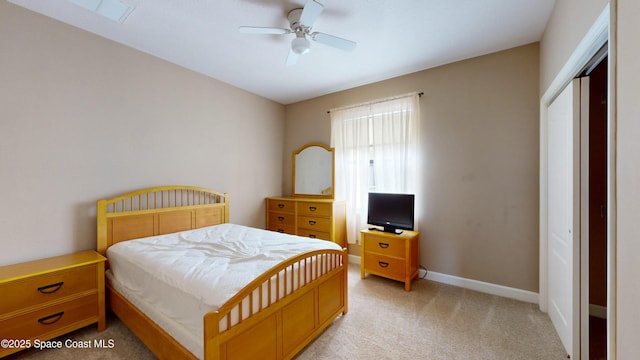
292,143 -> 335,199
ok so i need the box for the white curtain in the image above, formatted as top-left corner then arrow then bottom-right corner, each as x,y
330,93 -> 420,244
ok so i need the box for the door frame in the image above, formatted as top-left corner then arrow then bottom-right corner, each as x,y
539,3 -> 616,358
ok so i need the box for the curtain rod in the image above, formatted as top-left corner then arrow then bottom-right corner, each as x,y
327,91 -> 423,114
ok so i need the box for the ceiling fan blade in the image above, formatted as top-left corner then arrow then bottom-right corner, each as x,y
238,26 -> 291,35
312,32 -> 356,52
285,48 -> 299,66
299,0 -> 324,26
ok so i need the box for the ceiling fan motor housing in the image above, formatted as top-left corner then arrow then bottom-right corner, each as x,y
288,8 -> 307,32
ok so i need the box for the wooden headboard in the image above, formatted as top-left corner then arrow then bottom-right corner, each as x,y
96,185 -> 228,256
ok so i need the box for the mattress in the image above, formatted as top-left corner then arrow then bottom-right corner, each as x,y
106,223 -> 342,359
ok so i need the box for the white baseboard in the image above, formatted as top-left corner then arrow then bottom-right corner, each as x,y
590,304 -> 607,319
350,255 -> 538,304
425,271 -> 539,304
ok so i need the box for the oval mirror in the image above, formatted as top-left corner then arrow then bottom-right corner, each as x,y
293,143 -> 334,198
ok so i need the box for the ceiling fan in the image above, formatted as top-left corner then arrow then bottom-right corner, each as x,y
239,0 -> 357,65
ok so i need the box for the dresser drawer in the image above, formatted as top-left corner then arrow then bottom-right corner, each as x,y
297,202 -> 332,217
297,215 -> 331,231
0,293 -> 98,340
267,224 -> 296,235
297,228 -> 331,241
363,236 -> 406,259
363,253 -> 406,280
268,212 -> 295,227
267,199 -> 295,214
265,197 -> 346,247
0,265 -> 97,315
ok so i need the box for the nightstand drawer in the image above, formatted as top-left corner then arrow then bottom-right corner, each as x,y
363,236 -> 406,259
267,199 -> 295,214
363,254 -> 405,280
0,293 -> 98,340
297,202 -> 332,217
297,228 -> 331,241
0,265 -> 97,315
297,215 -> 331,231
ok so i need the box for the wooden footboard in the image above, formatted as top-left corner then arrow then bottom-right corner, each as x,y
107,248 -> 347,360
204,248 -> 348,360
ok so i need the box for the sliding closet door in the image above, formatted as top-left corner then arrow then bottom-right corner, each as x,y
546,78 -> 581,359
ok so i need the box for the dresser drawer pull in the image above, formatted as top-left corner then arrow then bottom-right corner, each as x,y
278,203 -> 285,208
278,216 -> 285,221
308,220 -> 316,225
38,311 -> 65,325
37,281 -> 64,294
378,261 -> 389,268
308,206 -> 317,212
277,229 -> 285,233
378,242 -> 389,249
309,234 -> 317,238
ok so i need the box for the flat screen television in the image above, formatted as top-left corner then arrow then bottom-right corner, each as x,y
367,192 -> 415,234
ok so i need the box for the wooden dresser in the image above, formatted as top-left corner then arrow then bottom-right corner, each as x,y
266,197 -> 346,248
0,251 -> 106,357
360,229 -> 420,291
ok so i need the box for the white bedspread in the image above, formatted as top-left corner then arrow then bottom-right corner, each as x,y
108,223 -> 342,307
106,223 -> 342,358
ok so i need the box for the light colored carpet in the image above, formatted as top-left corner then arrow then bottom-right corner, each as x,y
7,264 -> 566,359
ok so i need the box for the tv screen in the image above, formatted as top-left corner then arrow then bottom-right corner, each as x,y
367,192 -> 415,234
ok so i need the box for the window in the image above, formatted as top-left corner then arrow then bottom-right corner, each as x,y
330,93 -> 420,244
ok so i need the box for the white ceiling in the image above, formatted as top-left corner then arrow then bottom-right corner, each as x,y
9,0 -> 556,105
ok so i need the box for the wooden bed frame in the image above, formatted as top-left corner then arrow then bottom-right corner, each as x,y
96,185 -> 348,360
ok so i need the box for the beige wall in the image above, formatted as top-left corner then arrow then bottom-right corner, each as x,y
615,0 -> 640,356
540,0 -> 609,93
0,2 -> 285,266
285,44 -> 541,292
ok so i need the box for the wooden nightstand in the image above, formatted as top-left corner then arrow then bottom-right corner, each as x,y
0,250 -> 106,357
360,229 -> 420,291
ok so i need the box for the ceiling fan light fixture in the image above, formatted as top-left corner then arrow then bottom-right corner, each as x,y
291,36 -> 311,55
239,0 -> 355,65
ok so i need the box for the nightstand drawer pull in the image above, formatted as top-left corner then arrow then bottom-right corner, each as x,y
378,242 -> 389,249
278,203 -> 285,208
37,281 -> 64,294
277,229 -> 285,233
378,261 -> 389,268
38,311 -> 64,325
308,220 -> 316,225
309,206 -> 317,212
278,216 -> 285,221
309,234 -> 317,238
